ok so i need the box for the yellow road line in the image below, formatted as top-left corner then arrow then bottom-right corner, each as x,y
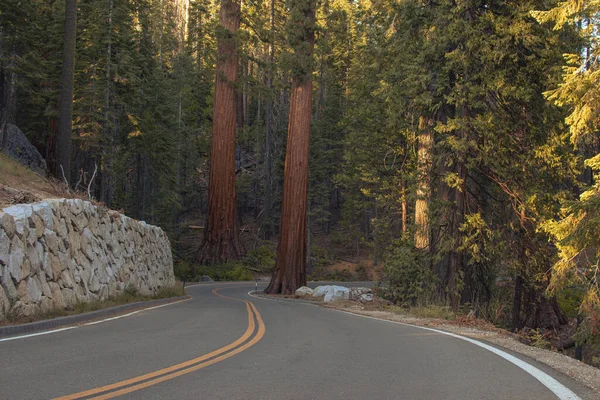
91,302 -> 266,399
53,288 -> 264,400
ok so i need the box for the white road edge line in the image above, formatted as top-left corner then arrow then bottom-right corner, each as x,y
248,291 -> 581,400
0,299 -> 187,342
82,301 -> 179,326
0,327 -> 77,342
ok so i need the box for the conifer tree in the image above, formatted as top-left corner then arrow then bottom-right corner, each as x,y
266,0 -> 316,294
56,0 -> 77,184
197,0 -> 244,264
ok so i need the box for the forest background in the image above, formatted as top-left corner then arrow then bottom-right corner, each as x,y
1,0 -> 599,363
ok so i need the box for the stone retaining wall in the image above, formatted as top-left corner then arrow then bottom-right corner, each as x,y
0,199 -> 174,320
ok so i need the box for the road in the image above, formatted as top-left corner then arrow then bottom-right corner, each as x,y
0,282 -> 595,400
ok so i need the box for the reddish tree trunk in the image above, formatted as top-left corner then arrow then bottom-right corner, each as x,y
266,3 -> 315,295
197,0 -> 244,264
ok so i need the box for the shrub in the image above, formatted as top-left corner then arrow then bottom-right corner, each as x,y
382,243 -> 437,306
225,264 -> 254,281
174,260 -> 192,282
243,245 -> 275,273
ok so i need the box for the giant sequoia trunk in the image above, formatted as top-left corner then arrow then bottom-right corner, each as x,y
56,0 -> 77,184
414,116 -> 433,250
266,2 -> 315,295
197,0 -> 244,264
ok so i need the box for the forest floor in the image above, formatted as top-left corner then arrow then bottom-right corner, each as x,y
0,154 -> 82,208
320,299 -> 600,396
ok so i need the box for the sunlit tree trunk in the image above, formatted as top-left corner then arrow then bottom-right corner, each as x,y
56,0 -> 77,184
266,1 -> 315,295
414,115 -> 433,250
197,0 -> 244,264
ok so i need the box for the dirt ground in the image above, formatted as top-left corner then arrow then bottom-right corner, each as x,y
0,154 -> 85,208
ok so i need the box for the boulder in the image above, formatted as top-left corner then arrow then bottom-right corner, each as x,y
312,286 -> 328,297
295,286 -> 314,296
350,287 -> 373,300
323,285 -> 350,302
359,293 -> 374,302
1,124 -> 47,174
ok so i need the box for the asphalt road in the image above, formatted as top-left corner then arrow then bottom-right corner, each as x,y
0,282 -> 595,400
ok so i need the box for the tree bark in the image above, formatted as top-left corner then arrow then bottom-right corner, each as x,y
401,177 -> 407,236
197,0 -> 244,264
266,1 -> 315,294
414,115 -> 433,250
56,0 -> 77,184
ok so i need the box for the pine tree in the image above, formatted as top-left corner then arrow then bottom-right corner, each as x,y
56,0 -> 78,183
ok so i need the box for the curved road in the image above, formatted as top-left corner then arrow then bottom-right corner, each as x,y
0,283 -> 595,399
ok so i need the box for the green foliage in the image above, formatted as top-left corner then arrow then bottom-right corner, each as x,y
244,244 -> 276,273
528,329 -> 552,350
535,0 -> 600,338
557,287 -> 587,319
174,260 -> 192,282
382,243 -> 437,306
193,262 -> 254,282
355,263 -> 369,281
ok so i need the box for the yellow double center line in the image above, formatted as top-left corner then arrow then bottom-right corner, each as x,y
54,288 -> 265,400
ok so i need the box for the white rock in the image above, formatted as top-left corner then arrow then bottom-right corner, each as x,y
295,286 -> 314,296
49,282 -> 66,308
0,229 -> 10,266
29,213 -> 44,239
312,286 -> 328,297
3,204 -> 33,236
68,199 -> 84,215
42,229 -> 59,254
323,285 -> 350,302
1,270 -> 18,301
32,202 -> 55,230
8,236 -> 25,281
350,287 -> 373,299
26,276 -> 42,303
359,293 -> 374,302
0,213 -> 17,238
26,243 -> 43,275
39,274 -> 52,298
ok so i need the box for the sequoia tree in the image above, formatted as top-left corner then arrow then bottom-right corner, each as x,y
197,0 -> 244,264
266,0 -> 316,294
56,0 -> 77,184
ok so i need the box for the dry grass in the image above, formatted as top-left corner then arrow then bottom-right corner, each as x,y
0,153 -> 85,208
